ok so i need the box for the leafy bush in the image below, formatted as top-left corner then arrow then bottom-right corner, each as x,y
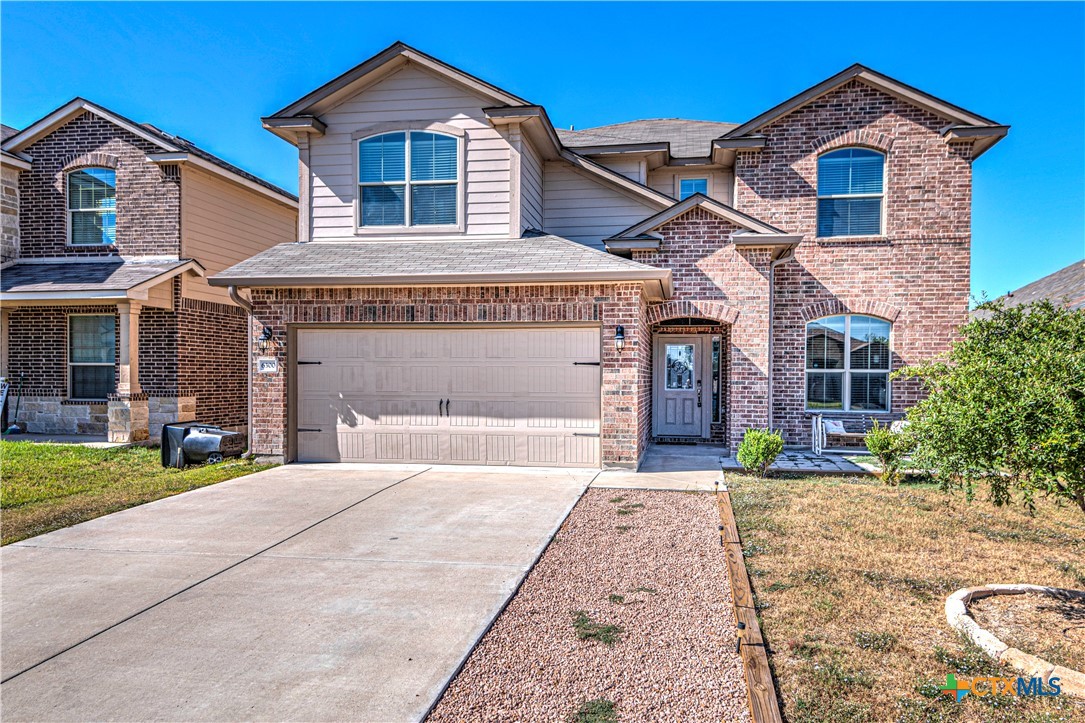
865,420 -> 914,485
737,428 -> 784,478
899,300 -> 1085,515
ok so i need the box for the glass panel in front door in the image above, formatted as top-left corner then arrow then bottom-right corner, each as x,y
665,344 -> 696,390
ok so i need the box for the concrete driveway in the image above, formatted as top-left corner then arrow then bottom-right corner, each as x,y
1,464 -> 593,721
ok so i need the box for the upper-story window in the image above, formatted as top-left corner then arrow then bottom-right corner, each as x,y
816,148 -> 884,237
358,131 -> 459,228
806,314 -> 891,412
68,168 -> 117,245
678,177 -> 708,200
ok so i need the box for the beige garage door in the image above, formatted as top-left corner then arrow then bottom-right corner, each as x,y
295,326 -> 601,467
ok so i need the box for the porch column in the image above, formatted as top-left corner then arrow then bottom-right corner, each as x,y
116,301 -> 141,396
0,307 -> 8,377
108,301 -> 149,443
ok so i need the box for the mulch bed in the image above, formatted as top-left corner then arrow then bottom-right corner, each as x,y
970,591 -> 1085,673
428,489 -> 750,722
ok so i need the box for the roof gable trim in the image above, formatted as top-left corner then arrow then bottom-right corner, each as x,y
2,99 -> 177,154
606,194 -> 784,248
272,42 -> 530,118
723,64 -> 1000,140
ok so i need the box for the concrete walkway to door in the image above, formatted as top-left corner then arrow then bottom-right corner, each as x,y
0,463 -> 593,722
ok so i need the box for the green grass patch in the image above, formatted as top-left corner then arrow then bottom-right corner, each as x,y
571,698 -> 617,723
0,441 -> 274,544
571,610 -> 623,646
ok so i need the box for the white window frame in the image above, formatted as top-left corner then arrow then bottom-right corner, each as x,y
68,313 -> 116,401
815,148 -> 887,239
353,123 -> 465,235
66,167 -> 117,247
804,314 -> 892,413
676,175 -> 710,201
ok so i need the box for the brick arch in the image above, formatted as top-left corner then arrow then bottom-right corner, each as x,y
799,298 -> 901,324
811,129 -> 894,155
62,151 -> 120,171
647,300 -> 740,326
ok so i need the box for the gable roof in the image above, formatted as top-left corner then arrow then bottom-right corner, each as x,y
0,124 -> 18,142
209,234 -> 673,299
269,41 -> 531,120
997,260 -> 1085,311
559,119 -> 738,159
720,64 -> 1006,156
2,98 -> 297,205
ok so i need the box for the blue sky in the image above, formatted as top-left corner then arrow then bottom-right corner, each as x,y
2,2 -> 1082,299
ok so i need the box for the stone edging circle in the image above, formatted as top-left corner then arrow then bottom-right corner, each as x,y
945,584 -> 1085,699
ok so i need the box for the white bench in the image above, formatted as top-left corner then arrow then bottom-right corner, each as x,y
812,414 -> 907,454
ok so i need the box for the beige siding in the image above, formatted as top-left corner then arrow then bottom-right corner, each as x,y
308,63 -> 512,239
648,167 -> 734,205
542,163 -> 659,250
521,138 -> 544,232
593,157 -> 645,184
181,166 -> 297,305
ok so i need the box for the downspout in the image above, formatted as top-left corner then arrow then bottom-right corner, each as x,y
228,285 -> 254,456
766,246 -> 796,434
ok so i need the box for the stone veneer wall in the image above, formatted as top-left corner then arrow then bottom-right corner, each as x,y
247,283 -> 649,466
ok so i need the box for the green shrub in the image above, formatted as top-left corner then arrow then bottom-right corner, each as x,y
737,428 -> 784,478
865,421 -> 914,486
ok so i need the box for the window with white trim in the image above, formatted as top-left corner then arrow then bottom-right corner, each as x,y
68,168 -> 116,245
358,131 -> 459,227
69,315 -> 115,400
805,314 -> 891,411
816,148 -> 884,237
678,177 -> 708,200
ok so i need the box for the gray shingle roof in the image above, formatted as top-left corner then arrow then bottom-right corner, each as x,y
558,119 -> 738,158
1000,260 -> 1084,311
0,124 -> 18,142
210,235 -> 669,287
1,259 -> 194,294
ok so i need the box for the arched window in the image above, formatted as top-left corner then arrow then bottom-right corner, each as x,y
68,168 -> 116,245
806,314 -> 891,411
816,148 -> 884,237
357,131 -> 459,228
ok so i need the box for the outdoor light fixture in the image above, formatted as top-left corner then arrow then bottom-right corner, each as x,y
258,326 -> 273,352
614,325 -> 625,352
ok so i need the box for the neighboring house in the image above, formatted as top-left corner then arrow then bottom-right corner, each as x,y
212,42 -> 1007,468
0,100 -> 297,442
980,260 -> 1084,313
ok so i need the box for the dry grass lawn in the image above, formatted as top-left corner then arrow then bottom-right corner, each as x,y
727,472 -> 1085,723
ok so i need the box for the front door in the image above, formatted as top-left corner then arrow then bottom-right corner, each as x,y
654,336 -> 706,437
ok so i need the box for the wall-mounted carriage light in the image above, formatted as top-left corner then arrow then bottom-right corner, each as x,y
614,325 -> 626,352
258,326 -> 274,352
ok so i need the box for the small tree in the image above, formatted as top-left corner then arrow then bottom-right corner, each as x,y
898,300 -> 1085,514
864,420 -> 913,486
737,428 -> 784,478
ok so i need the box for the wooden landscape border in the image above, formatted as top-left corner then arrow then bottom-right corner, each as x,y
718,485 -> 783,723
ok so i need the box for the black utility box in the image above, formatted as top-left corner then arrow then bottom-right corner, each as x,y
161,422 -> 244,468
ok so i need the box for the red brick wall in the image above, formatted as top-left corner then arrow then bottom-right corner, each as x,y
734,80 -> 973,444
5,305 -> 119,396
17,111 -> 180,258
634,209 -> 772,448
247,284 -> 647,465
177,296 -> 248,427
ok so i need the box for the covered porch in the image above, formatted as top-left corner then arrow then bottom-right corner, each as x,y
0,258 -> 204,443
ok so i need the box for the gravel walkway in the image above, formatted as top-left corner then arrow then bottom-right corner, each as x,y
428,489 -> 751,722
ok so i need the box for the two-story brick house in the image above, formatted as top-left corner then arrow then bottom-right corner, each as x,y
212,42 -> 1007,468
0,100 -> 297,442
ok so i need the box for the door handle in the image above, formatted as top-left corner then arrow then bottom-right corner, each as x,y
697,380 -> 703,408
438,399 -> 445,417
445,399 -> 451,417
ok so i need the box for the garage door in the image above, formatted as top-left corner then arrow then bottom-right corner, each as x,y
295,327 -> 601,467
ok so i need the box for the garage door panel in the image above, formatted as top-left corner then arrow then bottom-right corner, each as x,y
296,327 -> 600,467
